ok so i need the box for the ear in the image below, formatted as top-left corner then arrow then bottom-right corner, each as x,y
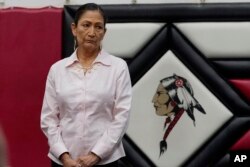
71,23 -> 77,37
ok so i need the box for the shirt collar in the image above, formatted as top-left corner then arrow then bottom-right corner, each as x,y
65,49 -> 111,67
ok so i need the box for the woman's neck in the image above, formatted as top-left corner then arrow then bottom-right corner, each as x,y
76,47 -> 100,68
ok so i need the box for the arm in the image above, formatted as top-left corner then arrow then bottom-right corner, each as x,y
40,67 -> 69,160
91,61 -> 132,160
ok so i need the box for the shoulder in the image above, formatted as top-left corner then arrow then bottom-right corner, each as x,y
50,57 -> 70,71
103,50 -> 127,68
46,57 -> 70,79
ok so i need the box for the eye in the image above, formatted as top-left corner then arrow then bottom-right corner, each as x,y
82,23 -> 90,28
157,91 -> 161,96
95,24 -> 104,29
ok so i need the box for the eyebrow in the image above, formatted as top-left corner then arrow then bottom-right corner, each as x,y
80,20 -> 104,25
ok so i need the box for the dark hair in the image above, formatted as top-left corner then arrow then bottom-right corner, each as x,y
74,3 -> 107,27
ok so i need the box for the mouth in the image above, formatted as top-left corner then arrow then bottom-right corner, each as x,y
86,40 -> 95,44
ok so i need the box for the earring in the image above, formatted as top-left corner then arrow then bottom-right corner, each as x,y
74,38 -> 77,50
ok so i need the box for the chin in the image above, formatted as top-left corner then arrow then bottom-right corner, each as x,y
156,111 -> 165,116
85,44 -> 96,48
83,43 -> 97,49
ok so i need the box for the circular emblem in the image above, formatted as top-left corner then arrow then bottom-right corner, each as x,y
175,79 -> 184,87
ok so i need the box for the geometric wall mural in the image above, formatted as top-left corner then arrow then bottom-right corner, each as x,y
63,4 -> 250,166
129,50 -> 232,166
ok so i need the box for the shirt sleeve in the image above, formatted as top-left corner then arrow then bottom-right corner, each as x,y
40,67 -> 68,159
91,60 -> 132,159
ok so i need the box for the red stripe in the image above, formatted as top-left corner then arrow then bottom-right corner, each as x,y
163,109 -> 184,140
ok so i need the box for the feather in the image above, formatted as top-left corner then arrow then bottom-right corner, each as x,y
159,140 -> 167,157
195,102 -> 206,114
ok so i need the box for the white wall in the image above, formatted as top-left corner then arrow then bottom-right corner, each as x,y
1,0 -> 250,8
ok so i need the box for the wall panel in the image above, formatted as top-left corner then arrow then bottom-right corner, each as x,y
63,4 -> 250,166
0,7 -> 63,167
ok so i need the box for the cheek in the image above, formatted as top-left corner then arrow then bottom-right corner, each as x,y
158,95 -> 169,104
76,28 -> 87,35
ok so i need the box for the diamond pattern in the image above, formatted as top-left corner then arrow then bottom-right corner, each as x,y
64,4 -> 250,166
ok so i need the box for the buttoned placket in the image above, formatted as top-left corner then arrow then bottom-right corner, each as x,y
78,64 -> 96,151
69,62 -> 100,153
72,64 -> 86,142
80,66 -> 88,146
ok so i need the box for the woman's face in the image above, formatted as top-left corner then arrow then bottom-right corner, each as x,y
152,83 -> 174,116
71,10 -> 106,52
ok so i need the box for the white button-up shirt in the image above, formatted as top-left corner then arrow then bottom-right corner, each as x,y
41,49 -> 132,165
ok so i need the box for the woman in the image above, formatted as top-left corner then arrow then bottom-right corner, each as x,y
41,3 -> 132,167
152,74 -> 205,156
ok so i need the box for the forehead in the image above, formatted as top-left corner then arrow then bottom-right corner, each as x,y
78,10 -> 104,23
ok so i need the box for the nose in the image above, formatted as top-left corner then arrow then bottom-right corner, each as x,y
88,26 -> 96,37
152,93 -> 157,103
